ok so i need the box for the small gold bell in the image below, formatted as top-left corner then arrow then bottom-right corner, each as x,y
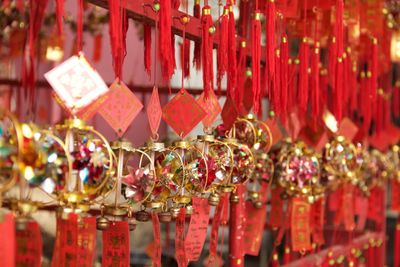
208,192 -> 220,206
185,205 -> 193,216
158,211 -> 172,223
253,200 -> 263,209
170,207 -> 181,218
230,193 -> 240,203
128,218 -> 137,231
135,210 -> 150,222
96,216 -> 110,230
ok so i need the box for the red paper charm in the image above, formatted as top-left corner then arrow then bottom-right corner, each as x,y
175,208 -> 187,267
162,89 -> 206,138
147,86 -> 162,136
243,201 -> 267,256
0,213 -> 15,267
291,197 -> 312,252
197,90 -> 222,128
99,79 -> 143,137
102,221 -> 130,267
16,221 -> 42,267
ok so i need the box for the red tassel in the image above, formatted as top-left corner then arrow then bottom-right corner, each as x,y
193,0 -> 201,70
92,34 -> 102,62
271,249 -> 280,267
328,38 -> 337,89
237,41 -> 247,110
310,43 -> 320,124
144,24 -> 152,77
217,6 -> 229,95
228,4 -> 238,99
349,60 -> 358,115
172,0 -> 180,9
180,39 -> 190,78
393,83 -> 400,118
394,219 -> 400,267
283,244 -> 291,264
335,0 -> 344,57
265,0 -> 276,84
201,6 -> 214,98
55,0 -> 64,36
298,38 -> 310,112
252,11 -> 262,115
273,49 -> 281,119
280,36 -> 289,124
370,38 -> 379,110
77,0 -> 83,52
109,0 -> 128,80
238,0 -> 249,37
159,0 -> 175,80
287,59 -> 299,113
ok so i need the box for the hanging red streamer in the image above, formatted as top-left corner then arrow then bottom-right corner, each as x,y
252,11 -> 261,115
298,38 -> 310,112
265,0 -> 276,84
55,0 -> 64,36
159,0 -> 175,80
236,42 -> 247,110
217,6 -> 229,95
180,39 -> 191,78
193,0 -> 201,70
280,36 -> 289,124
144,24 -> 152,77
228,4 -> 238,99
201,6 -> 214,98
310,43 -> 320,127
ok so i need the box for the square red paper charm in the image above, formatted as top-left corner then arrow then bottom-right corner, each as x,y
147,86 -> 162,136
197,90 -> 222,128
44,54 -> 109,114
162,89 -> 206,138
99,80 -> 143,137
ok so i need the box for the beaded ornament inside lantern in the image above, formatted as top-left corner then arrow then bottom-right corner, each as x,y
96,140 -> 155,230
194,134 -> 234,206
0,109 -> 22,204
49,118 -> 114,213
322,136 -> 363,190
142,141 -> 184,221
276,141 -> 321,203
169,140 -> 208,216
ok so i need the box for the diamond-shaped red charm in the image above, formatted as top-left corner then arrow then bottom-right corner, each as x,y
197,90 -> 221,128
162,89 -> 206,138
44,54 -> 109,114
99,79 -> 143,137
221,95 -> 239,130
147,86 -> 162,136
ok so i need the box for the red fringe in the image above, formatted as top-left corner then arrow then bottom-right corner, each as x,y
201,6 -> 214,98
273,49 -> 281,119
252,12 -> 261,115
237,42 -> 247,110
159,0 -> 175,80
265,0 -> 276,84
180,39 -> 190,78
56,0 -> 64,36
144,24 -> 152,77
310,44 -> 320,127
92,34 -> 102,62
298,38 -> 310,112
217,7 -> 229,95
193,0 -> 201,70
228,4 -> 238,99
280,36 -> 289,124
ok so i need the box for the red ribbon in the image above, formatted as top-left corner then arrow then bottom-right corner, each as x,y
175,208 -> 187,267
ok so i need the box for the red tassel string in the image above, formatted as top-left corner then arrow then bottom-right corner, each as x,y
92,34 -> 102,62
310,43 -> 320,127
370,38 -> 379,123
333,0 -> 344,122
252,10 -> 262,115
227,3 -> 238,99
159,0 -> 175,81
201,5 -> 214,98
23,0 -> 48,115
180,39 -> 191,78
108,0 -> 128,80
328,38 -> 337,90
76,0 -> 84,53
144,24 -> 152,77
238,0 -> 249,37
287,59 -> 299,114
217,6 -> 229,95
393,83 -> 400,118
394,219 -> 400,267
55,0 -> 64,36
349,60 -> 358,117
273,49 -> 281,119
298,38 -> 310,112
237,41 -> 247,110
320,68 -> 328,113
173,0 -> 180,9
270,248 -> 280,267
362,71 -> 372,133
193,0 -> 201,70
280,36 -> 289,124
265,0 -> 276,85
